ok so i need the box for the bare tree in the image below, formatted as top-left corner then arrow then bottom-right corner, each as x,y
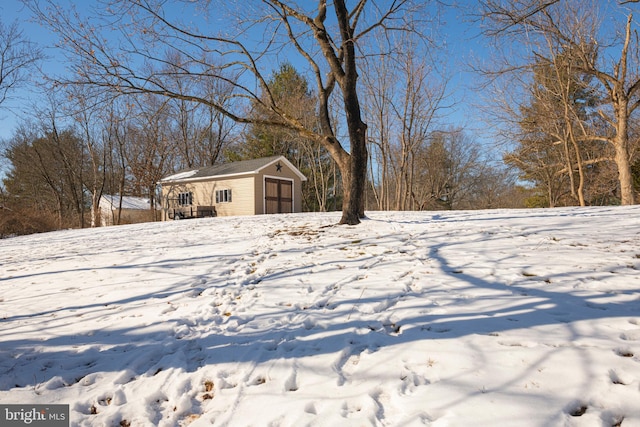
106,98 -> 133,226
507,50 -> 606,207
481,0 -> 640,205
391,45 -> 447,211
412,129 -> 483,210
4,116 -> 85,228
362,30 -> 448,211
65,85 -> 109,227
0,19 -> 42,108
25,0 -> 427,224
161,51 -> 236,169
361,37 -> 395,211
125,93 -> 175,211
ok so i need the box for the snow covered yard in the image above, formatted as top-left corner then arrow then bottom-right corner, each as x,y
1,207 -> 640,427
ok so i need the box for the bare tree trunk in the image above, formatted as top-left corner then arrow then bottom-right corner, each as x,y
334,0 -> 367,224
614,116 -> 635,205
568,127 -> 586,206
561,132 -> 577,202
367,145 -> 381,210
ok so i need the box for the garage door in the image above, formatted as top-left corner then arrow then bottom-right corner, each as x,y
265,178 -> 293,214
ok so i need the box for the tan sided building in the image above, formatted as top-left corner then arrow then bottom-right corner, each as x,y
159,156 -> 307,220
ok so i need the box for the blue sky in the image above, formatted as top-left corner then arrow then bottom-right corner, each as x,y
0,1 -> 491,147
0,0 -> 67,139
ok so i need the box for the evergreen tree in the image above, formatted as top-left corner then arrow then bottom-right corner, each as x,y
505,51 -> 614,207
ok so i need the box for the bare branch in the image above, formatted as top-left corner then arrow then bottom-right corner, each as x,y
0,19 -> 42,107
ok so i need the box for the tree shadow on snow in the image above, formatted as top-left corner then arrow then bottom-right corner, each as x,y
1,216 -> 639,397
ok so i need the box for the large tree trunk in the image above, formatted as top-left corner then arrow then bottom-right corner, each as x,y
609,101 -> 635,205
334,0 -> 368,225
614,125 -> 635,205
324,133 -> 366,225
340,123 -> 367,224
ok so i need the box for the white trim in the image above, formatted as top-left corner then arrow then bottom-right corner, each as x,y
263,175 -> 295,214
256,156 -> 308,182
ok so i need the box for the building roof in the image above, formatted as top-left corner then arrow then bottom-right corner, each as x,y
100,195 -> 156,210
160,155 -> 307,183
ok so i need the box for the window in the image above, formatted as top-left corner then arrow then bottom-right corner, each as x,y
177,192 -> 193,206
216,189 -> 232,203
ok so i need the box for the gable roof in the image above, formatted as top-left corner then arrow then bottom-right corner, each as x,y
160,155 -> 307,183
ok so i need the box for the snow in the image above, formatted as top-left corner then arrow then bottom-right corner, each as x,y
1,207 -> 640,427
100,195 -> 156,211
161,170 -> 199,182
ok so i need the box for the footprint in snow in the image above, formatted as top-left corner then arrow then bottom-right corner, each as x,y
217,377 -> 237,390
248,375 -> 267,386
340,400 -> 362,418
566,401 -> 588,417
304,403 -> 317,415
303,318 -> 316,330
614,347 -> 635,358
620,331 -> 640,341
189,288 -> 205,297
161,304 -> 177,315
609,369 -> 629,385
400,371 -> 430,395
96,390 -> 124,408
284,371 -> 298,392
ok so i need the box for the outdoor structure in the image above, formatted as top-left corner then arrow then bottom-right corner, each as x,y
99,195 -> 160,226
159,156 -> 307,220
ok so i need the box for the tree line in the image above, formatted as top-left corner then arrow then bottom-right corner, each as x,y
481,0 -> 640,207
1,1 -> 639,236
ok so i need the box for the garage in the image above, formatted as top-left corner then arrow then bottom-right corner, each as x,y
160,156 -> 305,219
